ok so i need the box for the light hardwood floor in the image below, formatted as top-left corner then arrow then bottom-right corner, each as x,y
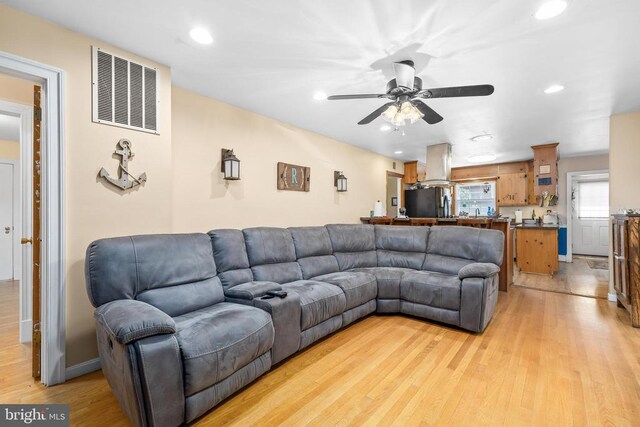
1,279 -> 639,426
513,255 -> 610,299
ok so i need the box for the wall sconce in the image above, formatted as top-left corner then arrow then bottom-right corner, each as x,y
334,171 -> 347,192
221,149 -> 240,180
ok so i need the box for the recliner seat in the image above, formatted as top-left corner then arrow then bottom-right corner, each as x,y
86,224 -> 504,426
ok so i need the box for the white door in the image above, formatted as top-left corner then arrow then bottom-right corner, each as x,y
0,162 -> 14,280
572,180 -> 609,256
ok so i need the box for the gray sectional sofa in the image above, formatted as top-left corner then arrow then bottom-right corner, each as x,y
85,224 -> 503,426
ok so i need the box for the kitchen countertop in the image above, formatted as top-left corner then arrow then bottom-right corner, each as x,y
514,224 -> 559,230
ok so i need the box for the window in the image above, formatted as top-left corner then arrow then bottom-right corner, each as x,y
577,181 -> 609,218
455,181 -> 496,216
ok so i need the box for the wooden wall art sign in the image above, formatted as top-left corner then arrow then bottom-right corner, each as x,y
277,162 -> 310,192
99,138 -> 147,191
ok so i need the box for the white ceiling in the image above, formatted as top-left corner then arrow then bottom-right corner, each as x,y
0,114 -> 20,142
3,0 -> 639,166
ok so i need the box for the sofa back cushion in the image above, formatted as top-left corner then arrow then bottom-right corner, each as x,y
289,226 -> 339,279
85,234 -> 223,317
326,224 -> 377,270
374,225 -> 428,269
423,226 -> 504,274
208,229 -> 254,289
243,227 -> 303,283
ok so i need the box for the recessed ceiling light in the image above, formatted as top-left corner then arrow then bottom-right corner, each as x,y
394,150 -> 403,154
471,134 -> 493,142
380,125 -> 391,131
467,154 -> 497,163
189,27 -> 213,45
544,84 -> 565,94
313,91 -> 327,101
535,0 -> 568,20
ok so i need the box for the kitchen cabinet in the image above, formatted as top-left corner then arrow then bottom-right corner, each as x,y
516,226 -> 558,275
612,214 -> 640,327
451,164 -> 498,181
403,161 -> 426,184
497,173 -> 528,206
527,160 -> 536,205
532,143 -> 559,197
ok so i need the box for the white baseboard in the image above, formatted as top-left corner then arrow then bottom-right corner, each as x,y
65,357 -> 101,381
558,255 -> 567,262
608,293 -> 618,302
19,319 -> 32,343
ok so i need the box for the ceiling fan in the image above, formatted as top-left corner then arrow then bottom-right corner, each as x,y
327,60 -> 494,126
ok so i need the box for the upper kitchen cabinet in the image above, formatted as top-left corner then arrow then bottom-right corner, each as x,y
532,143 -> 559,197
404,161 -> 427,184
496,162 -> 529,207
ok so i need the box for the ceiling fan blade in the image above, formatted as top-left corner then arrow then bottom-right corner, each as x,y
413,100 -> 444,124
393,61 -> 416,90
357,102 -> 395,125
418,84 -> 494,99
327,94 -> 387,100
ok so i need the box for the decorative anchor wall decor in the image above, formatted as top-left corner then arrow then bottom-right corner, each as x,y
99,139 -> 147,191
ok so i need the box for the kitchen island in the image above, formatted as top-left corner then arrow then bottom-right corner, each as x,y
515,224 -> 559,275
360,217 -> 513,292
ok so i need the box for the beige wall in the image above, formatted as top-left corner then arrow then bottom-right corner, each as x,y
0,5 -> 403,368
610,112 -> 640,213
171,86 -> 402,231
0,73 -> 34,105
0,140 -> 19,159
0,5 -> 174,366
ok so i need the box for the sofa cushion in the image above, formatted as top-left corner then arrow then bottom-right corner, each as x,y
289,226 -> 339,279
244,228 -> 303,283
326,224 -> 377,270
312,271 -> 377,310
208,229 -> 254,289
374,225 -> 428,269
243,227 -> 297,265
289,226 -> 334,258
279,280 -> 347,331
400,271 -> 461,311
351,267 -> 414,299
224,281 -> 282,300
86,234 -> 222,315
174,303 -> 274,397
424,226 -> 504,267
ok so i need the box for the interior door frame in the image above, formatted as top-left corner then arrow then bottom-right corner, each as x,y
0,100 -> 33,344
565,169 -> 609,264
0,51 -> 65,386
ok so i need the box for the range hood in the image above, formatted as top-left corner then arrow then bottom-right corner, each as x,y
421,143 -> 453,187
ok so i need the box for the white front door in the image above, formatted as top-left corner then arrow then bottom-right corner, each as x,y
572,179 -> 609,256
0,162 -> 14,280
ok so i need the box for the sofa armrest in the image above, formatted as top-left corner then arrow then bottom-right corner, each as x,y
459,263 -> 500,280
224,281 -> 282,300
95,299 -> 176,345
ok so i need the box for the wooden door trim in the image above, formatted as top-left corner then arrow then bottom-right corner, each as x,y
386,170 -> 403,178
0,51 -> 66,385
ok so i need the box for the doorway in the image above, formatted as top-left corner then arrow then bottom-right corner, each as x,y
0,51 -> 65,386
570,172 -> 609,257
386,171 -> 403,218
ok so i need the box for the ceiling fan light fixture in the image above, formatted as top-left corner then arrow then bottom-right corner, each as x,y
401,101 -> 424,124
467,154 -> 497,163
535,0 -> 568,20
381,105 -> 399,123
392,113 -> 406,127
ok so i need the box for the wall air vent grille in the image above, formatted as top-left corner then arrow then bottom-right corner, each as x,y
92,46 -> 159,134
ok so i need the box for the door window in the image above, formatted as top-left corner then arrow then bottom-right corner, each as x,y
577,181 -> 609,218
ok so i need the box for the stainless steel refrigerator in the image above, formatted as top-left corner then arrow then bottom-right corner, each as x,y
404,187 -> 451,218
